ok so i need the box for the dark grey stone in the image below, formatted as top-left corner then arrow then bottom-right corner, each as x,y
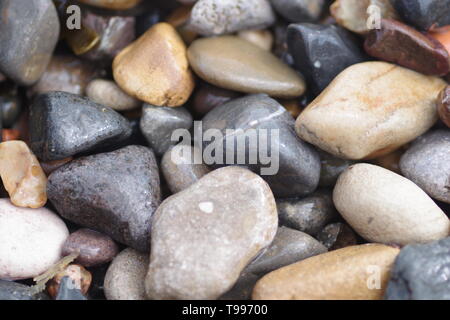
55,277 -> 87,300
219,272 -> 261,300
270,0 -> 325,22
0,88 -> 21,128
385,237 -> 450,300
29,92 -> 132,161
391,0 -> 450,30
316,222 -> 358,251
318,149 -> 354,187
0,280 -> 49,300
47,145 -> 161,252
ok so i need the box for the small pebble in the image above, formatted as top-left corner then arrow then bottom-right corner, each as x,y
0,88 -> 21,128
47,264 -> 92,299
370,148 -> 404,174
55,276 -> 87,300
317,150 -> 354,187
86,79 -> 141,111
316,222 -> 358,251
270,0 -> 325,23
192,83 -> 240,115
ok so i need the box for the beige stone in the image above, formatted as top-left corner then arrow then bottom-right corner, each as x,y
252,244 -> 399,300
187,36 -> 305,98
237,29 -> 273,51
77,0 -> 142,10
296,62 -> 446,160
86,79 -> 141,111
333,163 -> 450,245
113,23 -> 195,107
0,141 -> 47,208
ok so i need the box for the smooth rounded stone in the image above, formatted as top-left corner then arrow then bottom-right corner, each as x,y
199,94 -> 321,198
0,93 -> 21,128
47,264 -> 92,298
330,0 -> 399,34
385,237 -> 450,300
28,55 -> 98,97
140,104 -> 193,156
237,29 -> 273,51
0,280 -> 49,300
244,226 -> 327,276
391,0 -> 450,30
78,0 -> 142,10
145,166 -> 278,300
47,145 -> 161,252
0,141 -> 47,209
113,22 -> 195,107
287,23 -> 366,96
438,86 -> 450,128
277,191 -> 337,236
316,222 -> 358,251
333,163 -> 450,245
161,144 -> 211,194
104,248 -> 149,300
81,12 -> 136,61
270,0 -> 325,22
0,199 -> 69,280
317,150 -> 353,187
364,19 -> 450,76
296,62 -> 447,160
399,130 -> 450,204
62,229 -> 120,267
40,158 -> 73,176
219,272 -> 260,300
86,79 -> 141,111
0,0 -> 60,85
29,92 -> 132,162
253,244 -> 399,300
186,0 -> 275,36
192,83 -> 240,115
188,36 -> 306,98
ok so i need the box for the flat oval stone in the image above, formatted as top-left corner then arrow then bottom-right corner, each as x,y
364,19 -> 450,76
188,36 -> 306,98
140,104 -> 193,156
0,280 -> 49,300
391,0 -> 450,30
399,130 -> 450,204
270,0 -> 325,22
253,244 -> 399,300
113,22 -> 195,107
104,248 -> 149,300
47,145 -> 161,252
187,0 -> 275,36
333,163 -> 450,245
86,79 -> 141,111
385,237 -> 450,300
145,166 -> 278,300
287,23 -> 366,95
62,229 -> 120,267
78,0 -> 142,10
0,199 -> 69,280
199,94 -> 320,198
296,62 -> 446,160
316,222 -> 358,251
0,0 -> 60,85
438,85 -> 450,128
29,92 -> 132,161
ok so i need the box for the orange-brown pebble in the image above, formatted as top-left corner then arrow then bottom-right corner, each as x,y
77,0 -> 142,10
429,26 -> 450,55
2,129 -> 21,141
166,5 -> 197,44
41,157 -> 73,176
0,141 -> 47,208
279,99 -> 303,118
47,264 -> 92,299
438,85 -> 450,128
113,22 -> 195,107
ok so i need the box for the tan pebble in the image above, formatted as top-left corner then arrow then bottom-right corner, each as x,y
113,22 -> 195,107
0,141 -> 47,208
86,79 -> 141,111
47,264 -> 92,298
252,244 -> 399,300
237,29 -> 273,51
77,0 -> 142,10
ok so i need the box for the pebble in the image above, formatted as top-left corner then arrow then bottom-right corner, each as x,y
391,0 -> 450,30
145,166 -> 278,300
61,229 -> 119,267
429,27 -> 450,55
296,62 -> 446,160
317,150 -> 353,187
199,94 -> 321,198
244,226 -> 327,276
104,248 -> 149,300
399,130 -> 450,204
47,145 -> 161,252
237,29 -> 273,51
55,276 -> 87,300
252,244 -> 400,300
316,222 -> 358,251
0,92 -> 21,128
438,85 -> 450,128
364,19 -> 450,76
279,99 -> 303,118
333,163 -> 450,245
371,148 -> 404,174
276,191 -> 337,236
47,264 -> 92,299
166,5 -> 198,44
113,22 -> 195,107
192,83 -> 240,115
0,0 -> 60,85
385,237 -> 450,300
161,144 -> 211,194
0,280 -> 49,300
270,0 -> 325,22
29,92 -> 132,161
287,23 -> 366,95
86,79 -> 141,111
0,199 -> 69,280
28,55 -> 98,97
140,104 -> 193,156
187,36 -> 306,98
77,0 -> 142,10
2,129 -> 20,142
187,0 -> 275,36
0,141 -> 47,208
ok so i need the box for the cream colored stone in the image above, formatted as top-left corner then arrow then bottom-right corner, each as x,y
296,62 -> 446,160
86,79 -> 141,111
237,29 -> 273,51
253,244 -> 399,300
0,141 -> 47,208
333,163 -> 450,245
